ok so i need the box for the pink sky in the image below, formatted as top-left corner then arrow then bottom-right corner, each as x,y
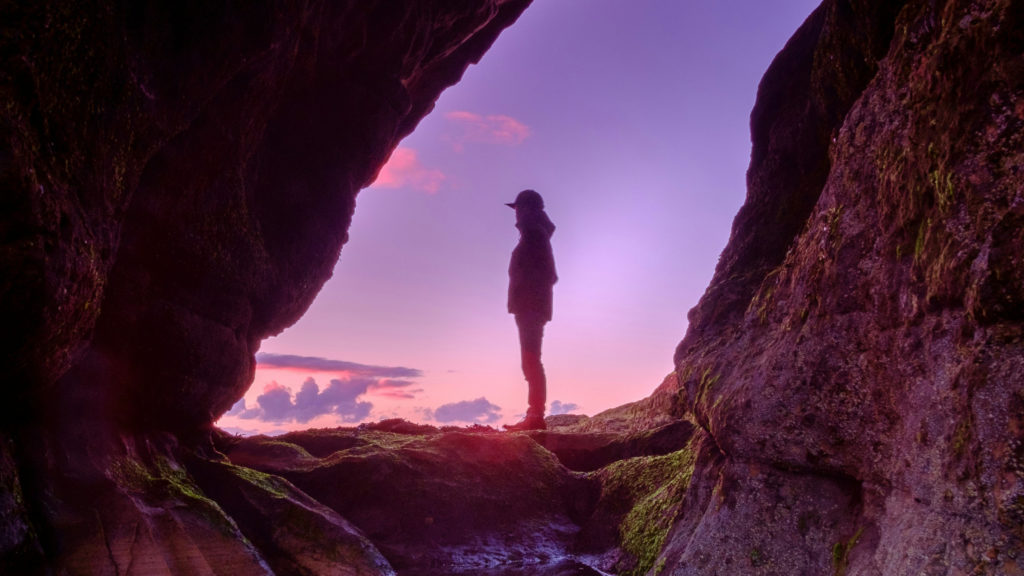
217,1 -> 822,435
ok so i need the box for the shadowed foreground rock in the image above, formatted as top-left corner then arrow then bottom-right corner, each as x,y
219,408 -> 697,575
223,425 -> 592,573
0,0 -> 531,572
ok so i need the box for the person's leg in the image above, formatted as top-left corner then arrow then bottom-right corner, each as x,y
516,314 -> 546,420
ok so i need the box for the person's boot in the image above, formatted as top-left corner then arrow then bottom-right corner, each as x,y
503,414 -> 546,431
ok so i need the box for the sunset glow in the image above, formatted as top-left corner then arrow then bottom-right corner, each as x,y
217,1 -> 821,436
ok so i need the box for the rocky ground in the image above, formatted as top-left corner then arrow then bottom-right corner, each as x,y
213,385 -> 695,576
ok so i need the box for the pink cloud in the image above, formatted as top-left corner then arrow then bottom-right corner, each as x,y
370,147 -> 445,193
229,377 -> 374,424
368,378 -> 421,399
262,381 -> 288,394
444,111 -> 531,151
426,397 -> 502,424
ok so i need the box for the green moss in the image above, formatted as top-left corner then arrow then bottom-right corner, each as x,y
952,417 -> 972,456
226,463 -> 291,499
699,368 -> 720,393
825,204 -> 844,250
111,454 -> 205,503
264,440 -> 315,459
929,169 -> 955,213
750,547 -> 766,567
748,265 -> 786,324
914,217 -> 931,264
755,291 -> 773,323
753,286 -> 775,324
690,367 -> 723,411
604,448 -> 696,576
109,454 -> 236,536
831,526 -> 863,576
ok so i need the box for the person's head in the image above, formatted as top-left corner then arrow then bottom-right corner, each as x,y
505,189 -> 544,212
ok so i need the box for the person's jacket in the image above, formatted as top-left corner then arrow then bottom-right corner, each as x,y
508,208 -> 557,322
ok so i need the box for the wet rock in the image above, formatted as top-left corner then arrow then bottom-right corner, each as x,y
187,453 -> 395,576
524,375 -> 692,473
224,427 -> 599,573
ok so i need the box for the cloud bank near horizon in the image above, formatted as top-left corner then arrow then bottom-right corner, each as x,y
231,354 -> 429,425
549,400 -> 579,415
425,397 -> 502,424
255,352 -> 421,379
228,377 -> 374,424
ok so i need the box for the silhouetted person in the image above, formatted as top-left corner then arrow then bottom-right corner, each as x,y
503,189 -> 557,431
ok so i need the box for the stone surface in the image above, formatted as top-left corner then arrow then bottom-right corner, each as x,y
665,0 -> 1024,574
220,414 -> 707,576
0,0 -> 531,572
34,431 -> 277,576
0,438 -> 41,574
531,378 -> 695,472
187,451 -> 395,576
220,424 -> 601,574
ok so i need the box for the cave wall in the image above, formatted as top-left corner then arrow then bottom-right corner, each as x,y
0,0 -> 530,572
1,0 -> 530,434
666,0 -> 1024,574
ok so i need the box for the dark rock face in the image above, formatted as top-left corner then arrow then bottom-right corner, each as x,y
0,0 -> 531,572
666,0 -> 1024,574
0,0 -> 530,430
4,0 -> 529,432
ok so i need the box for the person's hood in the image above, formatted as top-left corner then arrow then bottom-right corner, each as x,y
516,208 -> 555,238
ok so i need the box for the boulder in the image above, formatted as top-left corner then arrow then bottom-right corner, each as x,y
222,426 -> 599,573
665,0 -> 1024,573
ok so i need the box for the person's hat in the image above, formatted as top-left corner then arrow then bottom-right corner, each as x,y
505,189 -> 544,210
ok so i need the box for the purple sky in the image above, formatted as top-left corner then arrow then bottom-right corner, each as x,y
218,1 -> 822,435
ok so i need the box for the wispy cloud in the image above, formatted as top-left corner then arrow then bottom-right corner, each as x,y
370,379 -> 421,399
228,377 -> 374,424
444,111 -> 530,151
425,397 -> 502,424
256,353 -> 421,379
550,400 -> 579,415
369,147 -> 445,193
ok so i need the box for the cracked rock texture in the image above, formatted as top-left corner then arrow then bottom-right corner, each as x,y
666,0 -> 1024,574
0,0 -> 530,573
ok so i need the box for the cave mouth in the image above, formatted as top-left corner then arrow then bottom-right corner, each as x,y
217,1 -> 822,437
